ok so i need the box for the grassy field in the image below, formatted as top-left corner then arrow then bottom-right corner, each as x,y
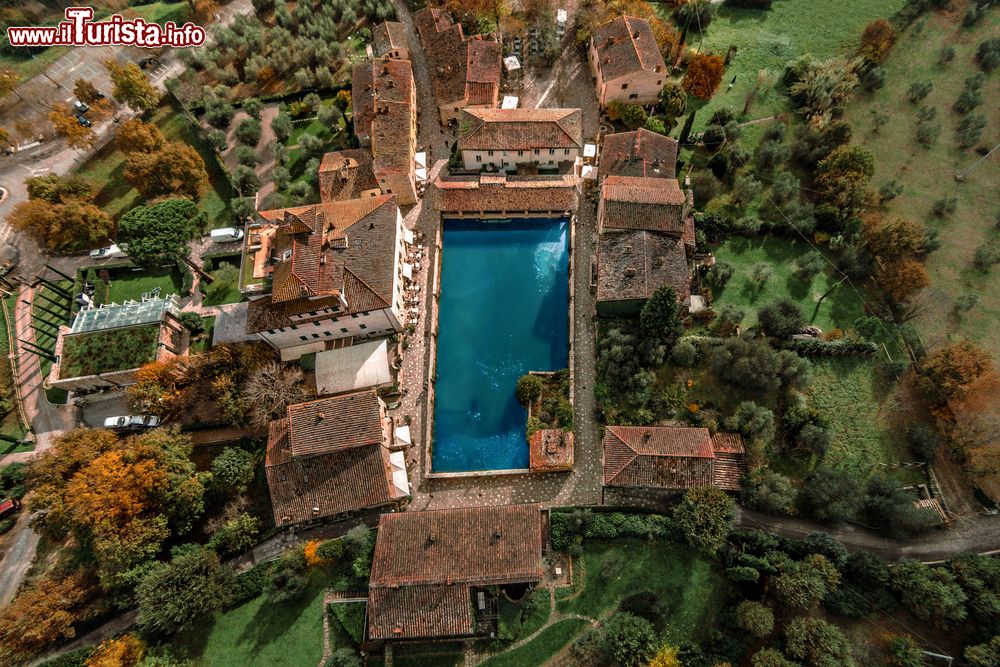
803,358 -> 918,482
844,10 -> 1000,361
285,112 -> 350,187
200,258 -> 242,307
479,618 -> 589,667
80,103 -> 234,226
106,267 -> 183,303
710,236 -> 865,333
0,294 -> 29,449
658,0 -> 908,141
167,570 -> 331,666
557,541 -> 725,644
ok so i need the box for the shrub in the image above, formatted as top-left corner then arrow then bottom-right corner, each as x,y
211,446 -> 256,493
798,467 -> 863,524
974,242 -> 1000,270
325,648 -> 362,667
915,118 -> 941,147
235,117 -> 262,146
692,172 -> 720,206
516,374 -> 544,405
704,262 -> 734,289
957,113 -> 987,148
599,611 -> 658,667
906,80 -> 932,104
757,299 -> 805,338
242,97 -> 263,120
317,538 -> 346,562
976,38 -> 1000,72
670,340 -> 698,367
235,146 -> 258,167
735,600 -> 774,638
330,603 -> 366,644
743,468 -> 797,516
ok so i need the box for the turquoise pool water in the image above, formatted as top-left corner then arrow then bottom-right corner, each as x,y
432,218 -> 569,472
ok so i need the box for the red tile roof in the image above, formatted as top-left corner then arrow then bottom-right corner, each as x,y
435,174 -> 578,214
529,429 -> 574,472
352,59 -> 416,177
599,129 -> 678,180
368,504 -> 544,640
603,426 -> 745,490
601,175 -> 686,235
318,149 -> 378,202
372,21 -> 408,56
459,108 -> 583,151
592,16 -> 666,82
245,196 -> 399,333
285,391 -> 386,458
265,414 -> 398,526
596,229 -> 691,304
414,7 -> 500,108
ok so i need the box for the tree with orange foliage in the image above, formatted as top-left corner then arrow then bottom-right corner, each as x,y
48,105 -> 95,149
28,428 -> 206,589
683,53 -> 725,100
0,570 -> 99,662
649,17 -> 681,62
86,634 -> 145,667
878,258 -> 929,304
920,340 -> 993,406
859,18 -> 896,64
862,214 -> 927,261
948,372 -> 1000,484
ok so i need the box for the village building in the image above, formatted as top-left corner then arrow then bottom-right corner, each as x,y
352,58 -> 419,205
588,16 -> 666,108
457,108 -> 583,173
603,426 -> 747,504
318,149 -> 381,202
372,21 -> 409,61
240,195 -> 406,360
47,295 -> 189,393
598,128 -> 678,181
434,173 -> 579,219
529,429 -> 574,472
265,390 -> 409,528
367,504 -> 545,642
595,174 -> 695,316
414,7 -> 502,125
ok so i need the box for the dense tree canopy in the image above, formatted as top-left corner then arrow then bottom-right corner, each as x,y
118,199 -> 206,268
105,61 -> 159,112
674,487 -> 737,554
0,570 -> 99,662
137,545 -> 234,635
683,53 -> 725,100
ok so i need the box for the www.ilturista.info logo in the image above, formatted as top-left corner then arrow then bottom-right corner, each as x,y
6,7 -> 206,48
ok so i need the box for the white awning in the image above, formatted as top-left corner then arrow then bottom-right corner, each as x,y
503,56 -> 521,72
389,450 -> 410,496
557,9 -> 568,23
403,228 -> 415,244
415,167 -> 428,182
583,143 -> 597,158
580,165 -> 597,180
394,424 -> 412,446
314,340 -> 391,395
501,95 -> 519,109
414,152 -> 427,168
402,263 -> 413,279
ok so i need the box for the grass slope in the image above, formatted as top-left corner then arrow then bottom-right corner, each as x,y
168,572 -> 330,667
479,618 -> 589,667
844,10 -> 1000,361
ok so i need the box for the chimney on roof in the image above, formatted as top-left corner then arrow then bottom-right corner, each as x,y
316,412 -> 326,422
312,505 -> 320,516
633,31 -> 640,39
643,431 -> 652,441
429,530 -> 437,544
493,527 -> 503,542
624,268 -> 637,277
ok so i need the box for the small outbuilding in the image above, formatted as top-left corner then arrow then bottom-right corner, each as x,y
315,340 -> 393,396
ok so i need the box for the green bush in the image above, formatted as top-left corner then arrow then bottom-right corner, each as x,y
516,374 -> 543,405
224,561 -> 273,609
330,602 -> 366,644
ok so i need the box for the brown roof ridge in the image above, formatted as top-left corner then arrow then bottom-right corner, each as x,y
624,16 -> 646,71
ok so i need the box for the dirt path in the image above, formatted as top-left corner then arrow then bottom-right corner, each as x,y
0,510 -> 40,605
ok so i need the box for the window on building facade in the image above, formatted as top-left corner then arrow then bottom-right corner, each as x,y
300,336 -> 308,341
290,324 -> 298,330
549,148 -> 555,155
341,327 -> 348,333
476,155 -> 481,162
621,83 -> 628,90
359,324 -> 367,329
564,149 -> 569,155
487,150 -> 494,156
312,333 -> 320,339
629,93 -> 638,99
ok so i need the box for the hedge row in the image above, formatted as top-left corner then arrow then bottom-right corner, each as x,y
550,509 -> 679,553
780,339 -> 878,357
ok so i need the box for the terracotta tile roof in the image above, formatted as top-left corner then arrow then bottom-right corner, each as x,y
459,108 -> 583,151
285,391 -> 385,458
604,426 -> 715,488
265,416 -> 397,526
592,16 -> 666,82
711,432 -> 746,455
245,196 -> 399,334
596,229 -> 691,304
368,505 -> 543,639
352,59 -> 416,178
414,7 -> 500,107
318,149 -> 378,202
601,175 -> 686,234
599,129 -> 678,180
368,585 -> 473,640
372,21 -> 408,56
435,174 -> 578,214
529,429 -> 574,472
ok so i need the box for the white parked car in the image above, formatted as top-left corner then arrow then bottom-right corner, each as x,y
89,244 -> 127,260
103,415 -> 161,430
209,227 -> 244,243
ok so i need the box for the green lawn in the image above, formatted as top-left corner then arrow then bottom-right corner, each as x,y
805,358 -> 918,483
200,258 -> 242,307
80,102 -> 234,226
556,541 -> 725,645
844,10 -> 1000,362
658,0 -> 908,137
0,295 -> 29,450
479,618 -> 589,667
106,267 -> 183,303
167,571 -> 331,666
285,113 -> 350,187
59,323 -> 160,377
710,236 -> 865,333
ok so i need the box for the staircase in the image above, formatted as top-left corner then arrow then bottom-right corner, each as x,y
713,452 -> 747,491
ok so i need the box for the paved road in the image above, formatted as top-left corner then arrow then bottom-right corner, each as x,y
0,511 -> 40,605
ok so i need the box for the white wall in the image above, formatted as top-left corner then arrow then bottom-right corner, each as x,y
462,147 -> 580,172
